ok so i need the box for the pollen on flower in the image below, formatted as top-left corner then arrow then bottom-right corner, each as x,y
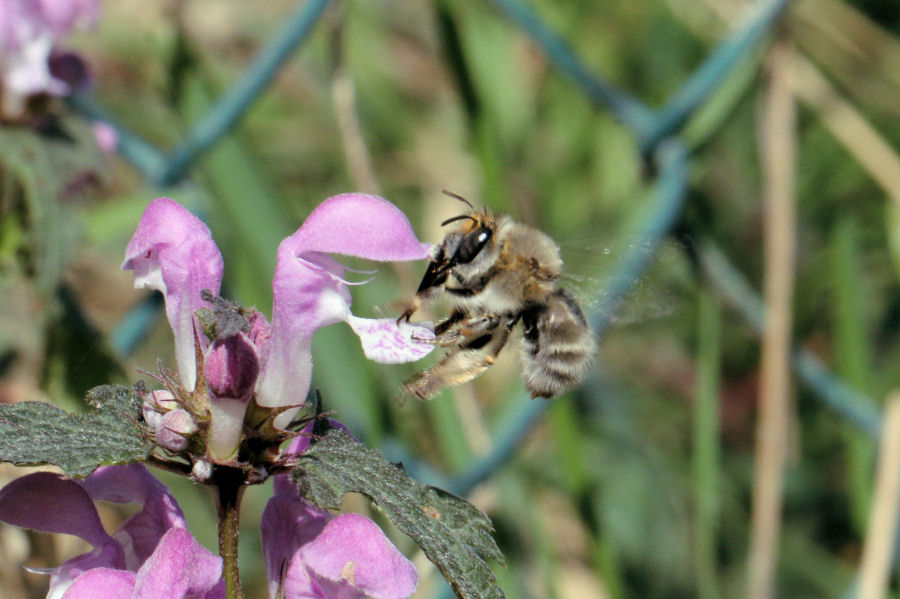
339,561 -> 356,584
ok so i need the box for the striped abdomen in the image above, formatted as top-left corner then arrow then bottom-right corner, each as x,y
519,289 -> 595,398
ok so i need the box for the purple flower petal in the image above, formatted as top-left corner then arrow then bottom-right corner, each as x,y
3,33 -> 66,97
204,332 -> 260,460
345,316 -> 435,363
78,464 -> 188,568
132,527 -> 223,599
261,482 -> 331,599
37,0 -> 99,35
204,333 -> 259,401
59,568 -> 135,599
300,513 -> 417,599
0,0 -> 98,101
257,194 -> 430,424
48,543 -> 126,598
283,193 -> 431,261
0,472 -> 113,550
123,198 -> 223,390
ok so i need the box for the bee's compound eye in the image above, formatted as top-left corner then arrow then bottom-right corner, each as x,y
455,227 -> 493,264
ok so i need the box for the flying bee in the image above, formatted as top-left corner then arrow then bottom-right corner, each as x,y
398,191 -> 596,399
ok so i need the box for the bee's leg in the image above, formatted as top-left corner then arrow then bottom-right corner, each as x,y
395,297 -> 420,324
396,286 -> 443,324
435,314 -> 500,347
434,310 -> 466,336
410,310 -> 466,345
404,322 -> 513,400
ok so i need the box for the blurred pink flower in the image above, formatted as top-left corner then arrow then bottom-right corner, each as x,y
92,121 -> 119,154
0,0 -> 98,106
0,464 -> 224,599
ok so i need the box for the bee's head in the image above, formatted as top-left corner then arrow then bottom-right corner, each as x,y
413,191 -> 506,294
440,208 -> 496,265
437,190 -> 500,266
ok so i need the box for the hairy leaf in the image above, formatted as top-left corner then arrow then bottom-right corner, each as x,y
293,428 -> 505,599
0,385 -> 152,477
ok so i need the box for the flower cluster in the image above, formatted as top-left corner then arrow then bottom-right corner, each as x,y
0,194 -> 434,598
0,459 -> 418,599
0,464 -> 225,599
0,0 -> 98,115
123,194 -> 434,462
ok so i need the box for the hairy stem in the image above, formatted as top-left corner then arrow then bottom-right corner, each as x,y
214,467 -> 246,599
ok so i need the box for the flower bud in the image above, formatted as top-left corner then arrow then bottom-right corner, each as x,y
156,408 -> 197,452
203,333 -> 259,401
142,389 -> 177,430
192,460 -> 213,482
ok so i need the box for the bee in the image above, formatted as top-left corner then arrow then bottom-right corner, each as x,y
398,191 -> 596,399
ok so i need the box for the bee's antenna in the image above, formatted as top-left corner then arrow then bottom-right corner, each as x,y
440,214 -> 477,227
441,189 -> 475,210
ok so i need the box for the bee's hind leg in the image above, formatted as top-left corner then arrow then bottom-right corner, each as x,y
435,314 -> 501,347
404,322 -> 513,400
434,310 -> 466,336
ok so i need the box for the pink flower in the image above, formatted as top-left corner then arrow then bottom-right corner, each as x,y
0,0 -> 98,104
256,194 -> 435,428
123,195 -> 434,457
261,437 -> 418,599
0,465 -> 224,599
122,198 -> 224,393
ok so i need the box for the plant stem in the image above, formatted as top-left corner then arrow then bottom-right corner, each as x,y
747,38 -> 796,599
214,467 -> 246,599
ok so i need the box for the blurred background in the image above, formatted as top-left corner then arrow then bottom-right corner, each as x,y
2,0 -> 900,597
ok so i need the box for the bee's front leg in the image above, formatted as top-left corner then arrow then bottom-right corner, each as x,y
396,285 -> 445,325
395,298 -> 419,324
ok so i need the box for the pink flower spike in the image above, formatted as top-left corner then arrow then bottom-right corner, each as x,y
123,198 -> 224,390
257,193 -> 432,426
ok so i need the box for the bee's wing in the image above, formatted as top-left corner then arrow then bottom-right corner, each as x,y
558,235 -> 691,326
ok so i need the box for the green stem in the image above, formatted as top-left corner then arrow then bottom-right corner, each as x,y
214,467 -> 246,599
694,289 -> 722,599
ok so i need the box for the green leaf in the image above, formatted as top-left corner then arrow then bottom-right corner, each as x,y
0,118 -> 105,294
293,428 -> 506,599
0,385 -> 153,477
